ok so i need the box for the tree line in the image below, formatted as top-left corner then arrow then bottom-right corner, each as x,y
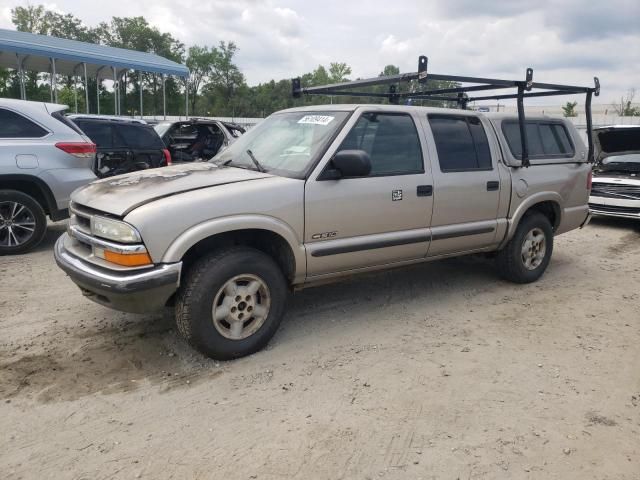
0,5 -> 459,118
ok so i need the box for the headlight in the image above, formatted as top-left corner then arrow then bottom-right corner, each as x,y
91,217 -> 141,243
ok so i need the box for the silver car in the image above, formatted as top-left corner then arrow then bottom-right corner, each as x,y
0,99 -> 97,254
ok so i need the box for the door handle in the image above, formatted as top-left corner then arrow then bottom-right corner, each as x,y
417,185 -> 433,197
486,181 -> 500,191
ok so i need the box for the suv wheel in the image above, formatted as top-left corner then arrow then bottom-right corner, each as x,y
0,190 -> 47,255
176,247 -> 288,360
496,212 -> 554,283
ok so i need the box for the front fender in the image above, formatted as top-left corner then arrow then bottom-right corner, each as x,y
161,214 -> 307,283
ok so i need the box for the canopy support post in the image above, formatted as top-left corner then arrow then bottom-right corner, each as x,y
139,70 -> 143,119
185,75 -> 189,119
112,67 -> 118,115
83,63 -> 89,114
49,57 -> 58,103
162,74 -> 166,120
96,66 -> 104,115
16,54 -> 25,100
73,66 -> 79,113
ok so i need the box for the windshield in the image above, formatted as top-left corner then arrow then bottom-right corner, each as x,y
214,111 -> 350,177
602,153 -> 640,164
153,122 -> 172,138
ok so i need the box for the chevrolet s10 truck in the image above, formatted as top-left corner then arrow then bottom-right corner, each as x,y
55,63 -> 598,359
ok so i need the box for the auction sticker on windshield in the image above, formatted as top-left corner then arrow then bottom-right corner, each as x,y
298,115 -> 335,126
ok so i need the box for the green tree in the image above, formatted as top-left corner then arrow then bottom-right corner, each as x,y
562,101 -> 578,117
329,62 -> 352,83
186,45 -> 218,114
612,89 -> 639,116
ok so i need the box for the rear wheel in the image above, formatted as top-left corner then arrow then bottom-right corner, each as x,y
176,247 -> 288,360
0,190 -> 47,255
496,212 -> 553,283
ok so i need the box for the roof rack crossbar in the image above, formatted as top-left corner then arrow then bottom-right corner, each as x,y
469,89 -> 586,102
291,55 -> 599,168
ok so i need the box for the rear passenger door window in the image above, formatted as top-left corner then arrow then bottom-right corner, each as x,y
502,121 -> 574,159
0,108 -> 48,138
428,115 -> 492,172
338,112 -> 423,176
116,125 -> 164,149
75,121 -> 114,148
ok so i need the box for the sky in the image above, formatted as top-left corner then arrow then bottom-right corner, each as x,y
1,0 -> 638,104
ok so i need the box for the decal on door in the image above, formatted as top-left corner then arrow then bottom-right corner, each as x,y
311,231 -> 338,240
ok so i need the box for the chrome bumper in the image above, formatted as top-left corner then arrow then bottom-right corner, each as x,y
54,234 -> 182,313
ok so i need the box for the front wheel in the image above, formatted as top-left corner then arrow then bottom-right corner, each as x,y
175,247 -> 288,360
496,212 -> 554,284
0,190 -> 47,255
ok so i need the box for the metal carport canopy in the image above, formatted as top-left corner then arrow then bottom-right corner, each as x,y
0,28 -> 188,78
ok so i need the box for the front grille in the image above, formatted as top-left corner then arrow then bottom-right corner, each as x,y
589,203 -> 640,215
591,183 -> 640,200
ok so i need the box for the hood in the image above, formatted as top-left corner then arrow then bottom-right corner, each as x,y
594,126 -> 640,162
72,162 -> 271,217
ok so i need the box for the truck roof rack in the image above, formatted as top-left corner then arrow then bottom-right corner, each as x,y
291,55 -> 600,167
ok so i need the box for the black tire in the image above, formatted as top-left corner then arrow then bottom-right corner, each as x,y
176,247 -> 288,360
496,212 -> 554,284
0,190 -> 47,255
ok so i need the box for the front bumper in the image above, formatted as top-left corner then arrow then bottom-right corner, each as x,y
54,234 -> 182,313
588,200 -> 640,220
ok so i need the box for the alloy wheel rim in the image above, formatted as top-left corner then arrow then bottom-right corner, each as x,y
211,274 -> 271,340
521,227 -> 546,270
0,201 -> 37,248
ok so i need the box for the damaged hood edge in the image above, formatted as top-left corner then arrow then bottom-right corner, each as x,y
71,163 -> 272,217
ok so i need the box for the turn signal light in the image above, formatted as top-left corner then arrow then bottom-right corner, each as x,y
103,250 -> 152,267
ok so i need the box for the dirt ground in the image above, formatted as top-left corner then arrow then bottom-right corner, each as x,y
1,218 -> 639,480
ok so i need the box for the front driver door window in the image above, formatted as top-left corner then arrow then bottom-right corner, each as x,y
304,111 -> 434,277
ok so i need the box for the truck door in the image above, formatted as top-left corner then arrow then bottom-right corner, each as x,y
305,111 -> 433,278
423,113 -> 502,256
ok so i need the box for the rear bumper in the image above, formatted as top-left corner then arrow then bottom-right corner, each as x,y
54,234 -> 181,313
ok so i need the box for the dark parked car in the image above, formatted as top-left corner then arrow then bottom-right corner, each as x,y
153,119 -> 245,162
69,115 -> 171,177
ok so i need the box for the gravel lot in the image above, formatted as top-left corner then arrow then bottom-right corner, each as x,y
1,218 -> 639,480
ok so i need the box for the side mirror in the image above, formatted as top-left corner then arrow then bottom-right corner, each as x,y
322,150 -> 371,179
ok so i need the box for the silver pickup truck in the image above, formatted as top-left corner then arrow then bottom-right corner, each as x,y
55,102 -> 591,359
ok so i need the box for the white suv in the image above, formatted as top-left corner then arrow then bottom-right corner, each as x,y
0,99 -> 97,254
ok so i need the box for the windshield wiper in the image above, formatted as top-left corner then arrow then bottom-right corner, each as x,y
246,149 -> 266,173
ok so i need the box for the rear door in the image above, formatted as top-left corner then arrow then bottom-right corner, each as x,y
74,120 -> 127,177
305,110 -> 434,277
424,113 -> 502,256
116,124 -> 165,169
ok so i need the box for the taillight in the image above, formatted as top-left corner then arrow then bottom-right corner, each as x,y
587,170 -> 592,191
162,148 -> 172,166
55,142 -> 96,158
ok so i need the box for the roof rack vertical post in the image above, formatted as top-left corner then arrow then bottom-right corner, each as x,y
517,68 -> 534,168
585,77 -> 600,163
388,84 -> 399,104
291,77 -> 302,98
418,56 -> 428,83
516,84 -> 529,167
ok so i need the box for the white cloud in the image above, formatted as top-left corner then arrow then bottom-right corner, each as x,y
0,0 -> 638,104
